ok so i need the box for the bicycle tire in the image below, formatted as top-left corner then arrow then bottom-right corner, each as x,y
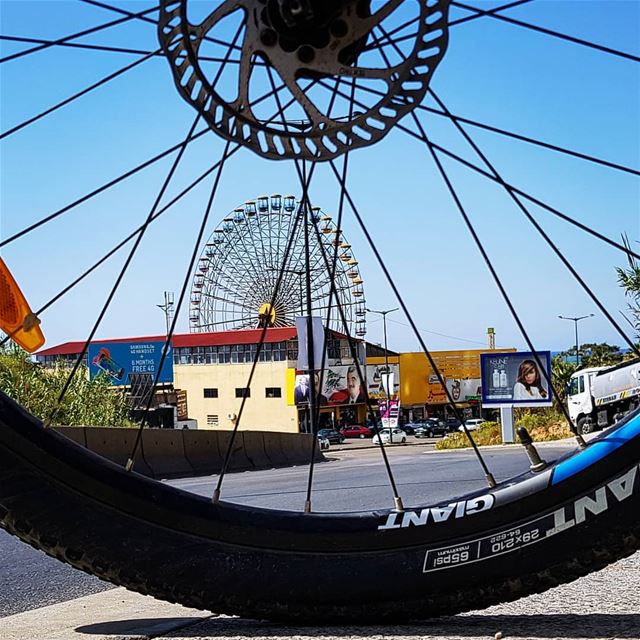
1,390 -> 639,622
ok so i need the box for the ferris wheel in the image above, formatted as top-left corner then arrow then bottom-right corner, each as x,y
189,194 -> 366,336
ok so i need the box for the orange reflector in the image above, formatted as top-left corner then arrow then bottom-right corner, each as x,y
0,257 -> 45,353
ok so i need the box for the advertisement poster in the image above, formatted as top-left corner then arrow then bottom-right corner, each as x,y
295,316 -> 325,371
445,378 -> 482,403
366,363 -> 400,399
88,341 -> 173,385
379,399 -> 400,429
293,364 -> 366,406
480,351 -> 552,407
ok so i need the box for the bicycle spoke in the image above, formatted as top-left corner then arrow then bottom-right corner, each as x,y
0,48 -> 161,140
127,140 -> 235,470
421,100 -> 640,178
365,0 -> 533,50
451,0 -> 640,62
81,0 -> 244,56
314,75 -> 640,259
212,170 -> 316,504
45,114 -> 202,427
0,34 -> 242,63
0,3 -> 159,64
427,91 -> 640,359
0,126 -> 208,248
427,141 -> 640,261
409,109 -> 586,448
326,157 -> 499,488
317,69 -> 639,177
449,0 -> 533,27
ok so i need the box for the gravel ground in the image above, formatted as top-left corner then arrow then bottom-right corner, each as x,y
161,552 -> 640,640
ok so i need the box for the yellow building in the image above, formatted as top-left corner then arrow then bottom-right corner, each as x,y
36,327 -> 367,432
367,348 -> 516,421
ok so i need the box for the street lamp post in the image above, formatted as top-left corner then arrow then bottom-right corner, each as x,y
366,307 -> 399,404
157,291 -> 174,337
558,314 -> 594,366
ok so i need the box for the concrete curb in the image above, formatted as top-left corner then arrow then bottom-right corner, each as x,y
0,587 -> 210,640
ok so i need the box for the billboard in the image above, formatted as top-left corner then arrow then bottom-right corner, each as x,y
366,363 -> 400,399
293,364 -> 366,406
379,399 -> 400,429
445,378 -> 482,403
88,340 -> 173,386
295,316 -> 325,371
480,351 -> 552,407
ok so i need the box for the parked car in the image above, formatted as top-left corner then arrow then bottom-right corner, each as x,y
340,425 -> 372,439
317,428 -> 345,444
317,434 -> 330,451
445,417 -> 462,432
399,422 -> 420,436
458,418 -> 486,432
372,428 -> 407,445
414,419 -> 448,438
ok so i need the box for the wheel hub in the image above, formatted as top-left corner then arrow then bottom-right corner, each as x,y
259,0 -> 369,66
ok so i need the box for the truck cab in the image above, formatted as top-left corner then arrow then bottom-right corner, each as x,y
567,367 -> 605,433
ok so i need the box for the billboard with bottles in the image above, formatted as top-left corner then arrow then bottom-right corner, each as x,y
480,351 -> 552,407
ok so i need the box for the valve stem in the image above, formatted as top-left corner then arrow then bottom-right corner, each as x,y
517,427 -> 547,472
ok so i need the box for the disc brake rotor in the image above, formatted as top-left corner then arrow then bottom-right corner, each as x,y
158,0 -> 450,161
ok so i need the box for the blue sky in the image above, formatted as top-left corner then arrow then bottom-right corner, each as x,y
0,0 -> 639,355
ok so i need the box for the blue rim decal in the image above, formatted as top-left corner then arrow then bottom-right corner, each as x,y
552,411 -> 640,485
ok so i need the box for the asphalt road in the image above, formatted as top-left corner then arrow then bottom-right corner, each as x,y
0,438 -> 578,618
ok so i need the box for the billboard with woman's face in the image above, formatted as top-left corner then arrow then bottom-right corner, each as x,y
480,351 -> 552,407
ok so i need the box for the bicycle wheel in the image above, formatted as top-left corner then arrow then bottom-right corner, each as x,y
1,0 -> 639,623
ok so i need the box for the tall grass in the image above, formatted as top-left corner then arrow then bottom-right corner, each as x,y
0,345 -> 134,426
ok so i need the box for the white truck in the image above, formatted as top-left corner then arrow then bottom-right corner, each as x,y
567,358 -> 640,434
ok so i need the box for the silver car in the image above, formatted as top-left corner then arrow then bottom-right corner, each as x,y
458,418 -> 486,432
372,428 -> 407,445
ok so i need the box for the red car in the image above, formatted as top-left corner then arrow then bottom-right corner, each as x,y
340,425 -> 372,439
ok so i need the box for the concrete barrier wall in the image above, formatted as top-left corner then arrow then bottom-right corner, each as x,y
84,427 -> 153,477
242,432 -> 272,469
216,432 -> 253,472
54,426 -> 87,448
280,432 -> 321,464
183,431 -> 223,475
53,426 -> 324,479
262,432 -> 288,467
141,429 -> 194,479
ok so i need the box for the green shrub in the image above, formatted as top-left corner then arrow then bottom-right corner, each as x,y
435,421 -> 500,450
0,345 -> 134,426
435,410 -> 573,450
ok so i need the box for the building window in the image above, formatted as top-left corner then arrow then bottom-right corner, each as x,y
207,414 -> 219,426
265,387 -> 281,398
235,387 -> 250,398
203,388 -> 218,398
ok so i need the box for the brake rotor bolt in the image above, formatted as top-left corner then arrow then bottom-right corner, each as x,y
297,45 -> 315,63
260,28 -> 277,47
